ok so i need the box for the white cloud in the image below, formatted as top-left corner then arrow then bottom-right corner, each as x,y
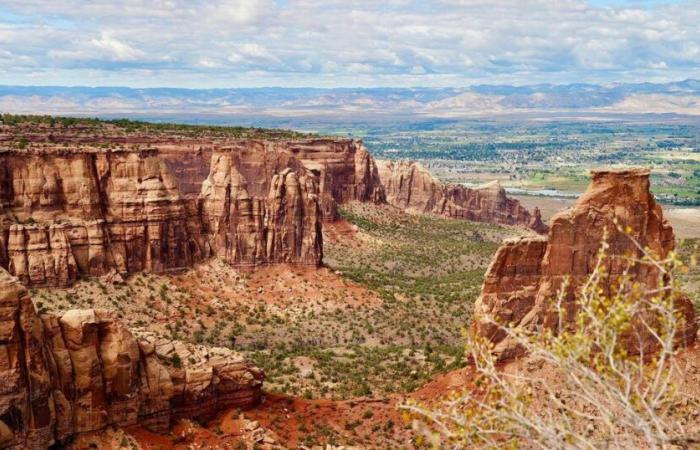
348,63 -> 374,73
0,49 -> 35,67
210,0 -> 271,25
0,0 -> 698,87
90,34 -> 146,61
238,43 -> 273,59
649,61 -> 668,70
197,57 -> 221,68
228,43 -> 280,68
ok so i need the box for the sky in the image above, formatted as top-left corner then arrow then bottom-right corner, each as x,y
0,0 -> 698,88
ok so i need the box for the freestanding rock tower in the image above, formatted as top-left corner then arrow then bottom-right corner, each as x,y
473,168 -> 698,359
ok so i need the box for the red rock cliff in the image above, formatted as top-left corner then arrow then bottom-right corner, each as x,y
287,139 -> 386,220
199,143 -> 322,267
472,168 -> 697,359
0,143 -> 323,286
1,121 -> 386,223
0,268 -> 263,449
377,160 -> 548,233
0,149 -> 203,287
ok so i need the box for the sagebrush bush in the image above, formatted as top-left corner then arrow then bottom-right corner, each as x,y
403,233 -> 699,449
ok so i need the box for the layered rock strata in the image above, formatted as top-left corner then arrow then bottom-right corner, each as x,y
377,160 -> 548,233
1,122 -> 387,223
288,139 -> 386,220
0,144 -> 323,286
158,138 -> 385,222
199,144 -> 322,266
0,135 -> 549,288
0,268 -> 263,449
473,168 -> 698,359
0,149 -> 204,286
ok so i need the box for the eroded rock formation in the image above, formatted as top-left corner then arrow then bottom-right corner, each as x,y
0,268 -> 263,449
473,168 -> 697,359
377,160 -> 548,233
289,139 -> 385,220
0,143 -> 324,286
0,135 -> 393,285
0,149 -> 204,287
1,120 -> 386,223
0,130 -> 549,288
199,144 -> 322,266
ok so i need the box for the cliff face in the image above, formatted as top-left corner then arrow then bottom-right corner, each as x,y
473,169 -> 697,360
199,144 -> 322,267
289,139 -> 385,220
0,144 -> 323,286
377,160 -> 548,233
1,125 -> 386,223
0,136 -> 390,285
0,268 -> 263,449
0,150 -> 203,287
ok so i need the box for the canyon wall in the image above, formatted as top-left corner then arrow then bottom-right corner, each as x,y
288,139 -> 386,220
377,160 -> 548,233
0,144 -> 324,286
0,268 -> 263,449
0,132 -> 551,288
472,168 -> 697,360
1,122 -> 387,223
0,149 -> 203,287
199,143 -> 322,267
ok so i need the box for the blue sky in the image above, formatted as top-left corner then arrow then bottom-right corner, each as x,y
0,0 -> 698,88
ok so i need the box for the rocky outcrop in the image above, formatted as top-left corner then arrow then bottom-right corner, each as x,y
473,168 -> 698,359
0,144 -> 324,286
528,207 -> 548,235
0,136 -> 393,284
0,268 -> 263,449
0,149 -> 204,286
377,160 -> 547,233
199,144 -> 322,267
2,125 -> 386,221
1,137 -> 551,286
289,139 -> 385,220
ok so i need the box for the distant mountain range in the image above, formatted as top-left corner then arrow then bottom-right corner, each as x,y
2,80 -> 700,120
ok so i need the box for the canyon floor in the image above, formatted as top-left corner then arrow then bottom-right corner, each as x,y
31,202 -> 520,448
122,343 -> 700,449
36,202 -> 521,401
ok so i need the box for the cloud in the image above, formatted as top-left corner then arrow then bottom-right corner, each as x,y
0,0 -> 698,87
90,34 -> 146,61
228,43 -> 277,63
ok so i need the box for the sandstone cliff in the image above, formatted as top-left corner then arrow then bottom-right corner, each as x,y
0,268 -> 263,449
199,143 -> 322,266
472,168 -> 698,359
0,149 -> 204,287
0,143 -> 323,286
288,139 -> 385,220
1,119 -> 386,223
377,160 -> 548,233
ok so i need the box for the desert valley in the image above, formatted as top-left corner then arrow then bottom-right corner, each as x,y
3,1 -> 700,448
0,115 -> 696,449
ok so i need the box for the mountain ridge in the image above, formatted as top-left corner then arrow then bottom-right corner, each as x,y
3,80 -> 700,118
